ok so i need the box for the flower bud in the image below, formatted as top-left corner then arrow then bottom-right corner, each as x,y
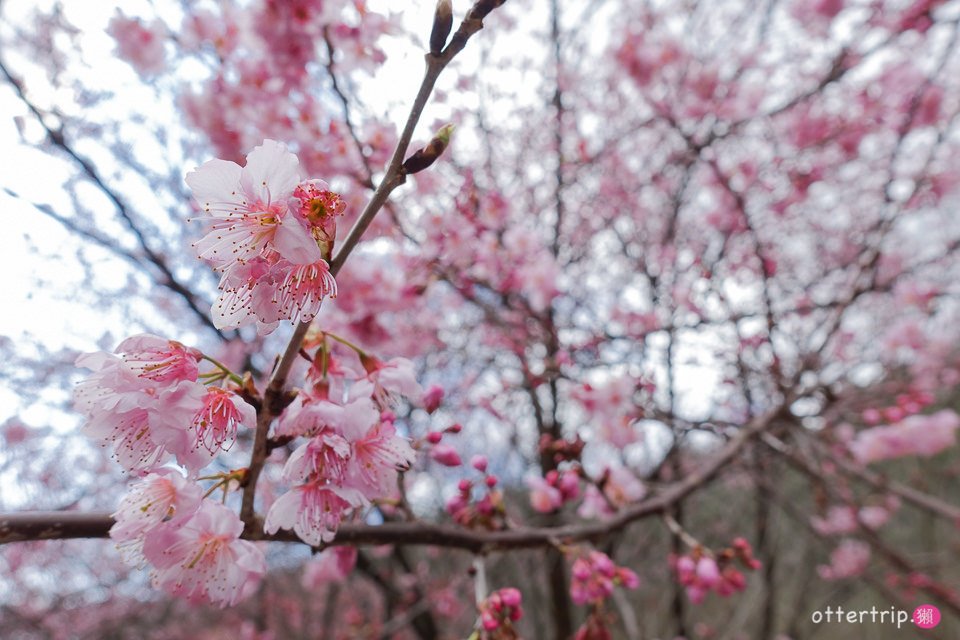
422,384 -> 444,413
431,443 -> 462,466
402,124 -> 454,175
471,454 -> 488,472
499,587 -> 522,608
430,0 -> 453,55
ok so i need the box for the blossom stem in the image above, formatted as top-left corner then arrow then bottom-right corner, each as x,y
200,355 -> 243,385
322,331 -> 368,357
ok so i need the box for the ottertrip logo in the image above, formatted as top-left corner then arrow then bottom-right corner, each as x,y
810,604 -> 942,629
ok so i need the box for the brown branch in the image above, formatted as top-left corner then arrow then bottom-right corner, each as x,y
762,432 -> 960,523
3,401 -> 785,549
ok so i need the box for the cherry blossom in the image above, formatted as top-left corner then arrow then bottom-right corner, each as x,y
817,539 -> 872,581
569,550 -> 639,606
109,469 -> 203,563
143,500 -> 265,607
191,387 -> 257,453
301,547 -> 358,588
107,11 -> 166,76
577,465 -> 646,519
75,336 -> 255,474
264,481 -> 365,546
186,140 -> 342,333
849,409 -> 959,464
476,587 -> 523,639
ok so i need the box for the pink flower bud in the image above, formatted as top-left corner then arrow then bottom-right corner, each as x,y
481,611 -> 499,630
485,475 -> 499,488
432,443 -> 462,466
572,558 -> 592,581
617,567 -> 640,589
471,454 -> 489,472
676,555 -> 696,583
722,567 -> 747,592
426,431 -> 443,444
591,551 -> 616,577
695,557 -> 721,587
422,384 -> 444,413
558,471 -> 580,499
499,587 -> 522,608
445,493 -> 467,514
686,585 -> 707,604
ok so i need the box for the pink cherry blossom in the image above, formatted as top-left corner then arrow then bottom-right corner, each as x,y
191,387 -> 257,453
569,550 -> 639,605
282,430 -> 352,484
264,481 -> 365,546
817,539 -> 871,581
357,356 -> 423,409
578,465 -> 646,519
301,547 -> 358,588
477,587 -> 524,634
527,475 -> 563,513
107,11 -> 167,76
186,139 -> 343,333
143,500 -> 265,607
849,409 -> 959,464
430,443 -> 462,467
276,395 -> 379,439
75,338 -> 254,475
343,415 -> 416,498
187,140 -> 313,268
117,334 -> 201,383
110,469 -> 203,563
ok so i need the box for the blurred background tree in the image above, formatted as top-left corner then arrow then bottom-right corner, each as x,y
2,0 -> 960,638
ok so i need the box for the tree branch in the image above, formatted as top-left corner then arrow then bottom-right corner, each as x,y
3,401 -> 785,549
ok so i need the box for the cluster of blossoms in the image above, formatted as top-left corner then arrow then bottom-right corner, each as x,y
526,469 -> 580,513
569,550 -> 640,606
264,341 -> 420,545
73,163 -> 426,600
530,433 -> 647,520
186,140 -> 346,334
75,334 -> 256,475
75,336 -> 266,605
570,376 -> 649,448
425,423 -> 465,467
107,11 -> 167,76
577,464 -> 647,520
817,539 -> 872,581
422,183 -> 562,314
861,389 -> 936,425
301,546 -> 358,589
673,538 -> 761,603
475,588 -> 523,640
849,409 -> 959,464
110,470 -> 265,607
811,498 -> 899,536
446,455 -> 506,530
